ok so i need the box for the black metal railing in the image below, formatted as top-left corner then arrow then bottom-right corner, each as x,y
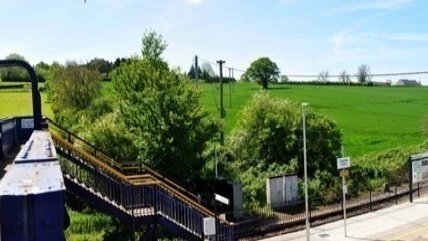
232,180 -> 428,240
49,122 -> 234,240
47,118 -> 203,202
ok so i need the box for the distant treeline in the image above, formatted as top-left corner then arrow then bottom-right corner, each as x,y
0,53 -> 131,83
280,80 -> 392,87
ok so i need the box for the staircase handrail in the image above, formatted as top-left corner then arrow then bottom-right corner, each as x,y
47,118 -> 201,200
48,120 -> 230,223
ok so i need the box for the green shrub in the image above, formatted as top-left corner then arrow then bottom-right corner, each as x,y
228,92 -> 342,205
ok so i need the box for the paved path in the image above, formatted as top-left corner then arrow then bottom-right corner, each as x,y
260,196 -> 428,241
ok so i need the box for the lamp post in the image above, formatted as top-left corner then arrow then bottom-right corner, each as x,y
302,102 -> 310,241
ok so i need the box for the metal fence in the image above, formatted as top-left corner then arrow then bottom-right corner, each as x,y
232,180 -> 428,240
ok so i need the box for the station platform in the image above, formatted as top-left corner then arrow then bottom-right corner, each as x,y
261,196 -> 428,241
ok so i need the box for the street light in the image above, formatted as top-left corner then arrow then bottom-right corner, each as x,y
302,102 -> 310,241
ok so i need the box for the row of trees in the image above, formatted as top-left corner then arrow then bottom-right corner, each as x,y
217,57 -> 373,89
318,64 -> 372,83
1,52 -> 371,90
0,53 -> 130,82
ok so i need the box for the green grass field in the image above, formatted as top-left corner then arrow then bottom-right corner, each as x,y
1,82 -> 427,158
200,82 -> 428,157
0,89 -> 53,118
0,82 -> 52,118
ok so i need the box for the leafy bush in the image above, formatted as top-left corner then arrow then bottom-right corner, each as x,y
350,141 -> 428,192
82,111 -> 139,163
228,92 -> 342,205
46,63 -> 101,129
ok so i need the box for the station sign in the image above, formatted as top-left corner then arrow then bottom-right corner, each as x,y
412,154 -> 428,183
337,157 -> 351,170
214,193 -> 230,205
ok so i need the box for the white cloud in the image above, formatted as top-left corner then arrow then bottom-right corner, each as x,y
342,0 -> 413,12
383,33 -> 428,42
184,0 -> 204,5
328,29 -> 428,66
330,28 -> 355,55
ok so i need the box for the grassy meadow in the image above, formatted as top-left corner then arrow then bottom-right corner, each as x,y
199,82 -> 428,157
0,83 -> 53,118
1,81 -> 428,157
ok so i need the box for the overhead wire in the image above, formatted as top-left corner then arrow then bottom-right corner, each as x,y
197,55 -> 428,79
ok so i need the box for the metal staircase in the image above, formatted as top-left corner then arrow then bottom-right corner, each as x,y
47,119 -> 234,241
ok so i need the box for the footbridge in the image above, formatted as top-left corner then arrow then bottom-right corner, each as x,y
48,118 -> 234,240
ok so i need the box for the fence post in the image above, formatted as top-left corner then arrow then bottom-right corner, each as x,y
131,185 -> 135,241
418,182 -> 420,198
369,185 -> 372,212
153,186 -> 158,214
395,182 -> 397,205
309,202 -> 312,227
409,158 -> 413,203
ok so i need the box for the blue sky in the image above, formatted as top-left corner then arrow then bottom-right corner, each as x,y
1,0 -> 428,80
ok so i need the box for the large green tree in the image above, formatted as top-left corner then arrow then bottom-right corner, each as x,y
243,57 -> 280,89
0,53 -> 29,82
111,58 -> 220,183
46,62 -> 101,127
87,31 -> 221,184
228,92 -> 342,204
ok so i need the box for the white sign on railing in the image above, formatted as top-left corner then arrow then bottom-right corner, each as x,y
21,118 -> 34,129
203,217 -> 216,235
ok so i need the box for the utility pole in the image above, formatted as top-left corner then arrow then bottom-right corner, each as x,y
341,145 -> 347,237
229,68 -> 232,108
195,55 -> 199,82
302,102 -> 310,241
217,60 -> 225,145
231,68 -> 234,92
